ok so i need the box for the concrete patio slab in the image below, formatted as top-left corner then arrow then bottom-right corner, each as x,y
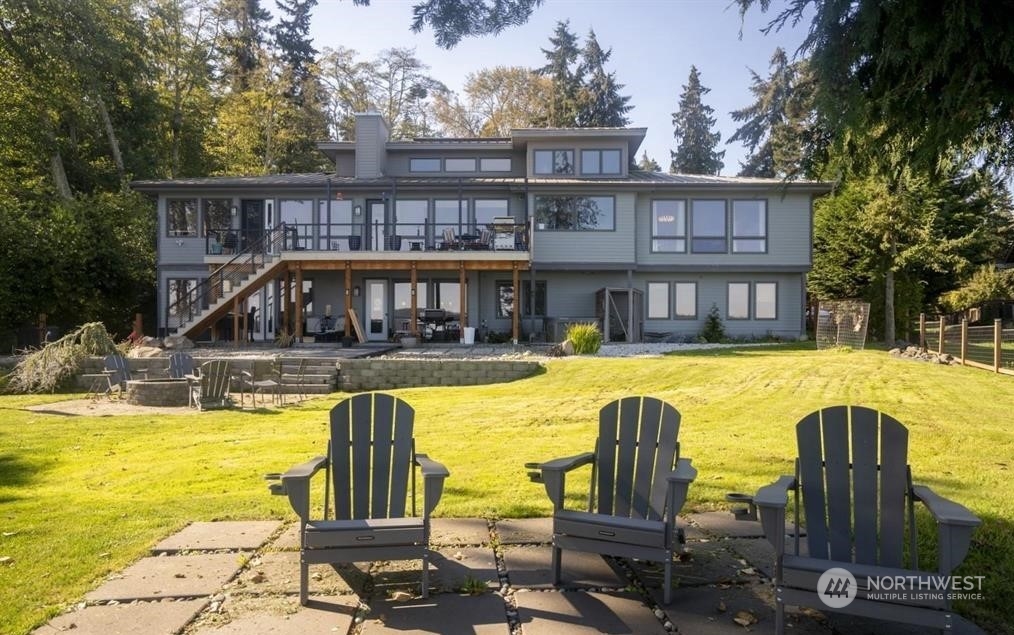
688,511 -> 803,540
649,582 -> 827,635
265,523 -> 300,551
430,517 -> 491,546
429,547 -> 500,592
152,521 -> 282,553
502,546 -> 624,589
627,540 -> 752,593
514,590 -> 667,635
86,553 -> 244,602
187,594 -> 358,634
31,599 -> 208,635
360,593 -> 508,634
494,517 -> 552,544
226,551 -> 360,596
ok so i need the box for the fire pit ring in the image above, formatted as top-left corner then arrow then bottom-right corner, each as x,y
126,379 -> 191,407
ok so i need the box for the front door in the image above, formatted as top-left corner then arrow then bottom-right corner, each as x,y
365,279 -> 388,341
367,199 -> 386,251
240,200 -> 265,252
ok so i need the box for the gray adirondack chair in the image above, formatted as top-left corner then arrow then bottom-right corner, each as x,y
188,360 -> 232,410
532,396 -> 697,604
167,352 -> 195,379
270,393 -> 449,604
755,405 -> 981,633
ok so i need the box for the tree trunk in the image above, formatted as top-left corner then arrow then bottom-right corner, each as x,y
49,150 -> 73,201
884,235 -> 897,345
95,91 -> 126,185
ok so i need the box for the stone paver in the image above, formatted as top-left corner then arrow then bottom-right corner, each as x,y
514,590 -> 668,635
153,521 -> 282,553
688,511 -> 803,539
430,517 -> 491,546
650,582 -> 828,635
31,599 -> 208,635
629,540 -> 751,591
265,523 -> 300,551
495,517 -> 552,544
86,553 -> 244,602
360,593 -> 509,634
227,551 -> 360,596
187,594 -> 357,634
431,547 -> 500,592
503,545 -> 623,589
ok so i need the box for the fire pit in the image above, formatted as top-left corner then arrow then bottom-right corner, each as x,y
126,379 -> 191,407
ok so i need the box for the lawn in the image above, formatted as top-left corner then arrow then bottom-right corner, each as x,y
2,345 -> 1013,634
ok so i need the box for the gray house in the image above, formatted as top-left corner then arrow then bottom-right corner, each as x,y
132,112 -> 830,345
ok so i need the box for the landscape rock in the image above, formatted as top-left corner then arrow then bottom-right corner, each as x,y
130,346 -> 164,358
163,335 -> 195,350
561,339 -> 575,356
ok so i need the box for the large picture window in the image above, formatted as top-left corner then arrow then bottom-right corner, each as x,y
728,282 -> 750,319
652,200 -> 687,252
395,200 -> 428,248
167,278 -> 198,316
317,200 -> 353,249
581,149 -> 621,175
496,280 -> 547,318
674,282 -> 697,318
203,199 -> 231,236
474,199 -> 509,229
434,199 -> 464,237
691,200 -> 727,253
755,282 -> 777,319
534,196 -> 614,230
534,149 -> 574,175
167,199 -> 198,237
280,199 -> 314,249
646,282 -> 670,319
732,200 -> 767,253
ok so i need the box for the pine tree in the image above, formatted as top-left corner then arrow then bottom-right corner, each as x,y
575,29 -> 631,127
670,66 -> 724,175
272,0 -> 318,95
636,152 -> 661,172
534,21 -> 582,127
217,0 -> 272,92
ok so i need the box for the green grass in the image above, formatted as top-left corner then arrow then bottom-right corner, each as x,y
2,345 -> 1013,634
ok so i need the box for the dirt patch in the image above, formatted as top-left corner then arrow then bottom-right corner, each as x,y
24,399 -> 201,417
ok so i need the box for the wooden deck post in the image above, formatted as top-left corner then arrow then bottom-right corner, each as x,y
410,263 -> 419,337
283,272 -> 292,336
960,318 -> 968,365
512,263 -> 520,344
995,318 -> 1002,373
938,316 -> 946,355
919,313 -> 926,349
344,262 -> 352,338
295,265 -> 304,341
233,296 -> 241,347
459,263 -> 467,328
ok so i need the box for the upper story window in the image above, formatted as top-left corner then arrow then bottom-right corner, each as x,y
581,149 -> 622,175
409,158 -> 441,172
475,199 -> 509,228
202,199 -> 231,236
167,199 -> 198,237
534,196 -> 614,231
480,157 -> 511,172
534,150 -> 574,175
732,200 -> 767,253
691,199 -> 727,253
445,158 -> 476,172
652,200 -> 687,252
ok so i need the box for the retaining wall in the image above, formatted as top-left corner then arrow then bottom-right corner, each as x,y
337,358 -> 541,392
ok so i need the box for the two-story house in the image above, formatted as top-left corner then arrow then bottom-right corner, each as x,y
132,112 -> 830,345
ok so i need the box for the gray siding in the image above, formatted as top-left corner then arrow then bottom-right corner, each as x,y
335,154 -> 356,177
531,192 -> 635,264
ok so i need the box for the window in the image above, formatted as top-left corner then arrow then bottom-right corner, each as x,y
534,149 -> 574,175
167,199 -> 198,237
444,158 -> 476,172
279,199 -> 314,249
474,199 -> 509,229
733,200 -> 767,253
652,200 -> 687,252
203,199 -> 231,236
728,282 -> 750,319
496,280 -> 547,318
480,157 -> 511,172
395,200 -> 428,247
581,149 -> 622,175
393,282 -> 425,331
691,200 -> 727,253
755,282 -> 777,319
674,282 -> 697,318
647,282 -> 670,319
534,196 -> 614,230
289,279 -> 313,315
409,158 -> 441,172
437,281 -> 460,315
434,199 -> 464,237
167,278 -> 198,316
317,200 -> 353,249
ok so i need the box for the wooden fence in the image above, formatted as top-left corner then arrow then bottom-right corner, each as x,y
917,313 -> 1014,376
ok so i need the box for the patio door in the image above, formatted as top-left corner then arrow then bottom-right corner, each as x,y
365,279 -> 388,341
240,199 -> 265,252
367,199 -> 386,250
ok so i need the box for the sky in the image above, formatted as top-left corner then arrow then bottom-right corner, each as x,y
307,0 -> 811,175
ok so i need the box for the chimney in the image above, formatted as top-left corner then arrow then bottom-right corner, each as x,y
354,112 -> 389,179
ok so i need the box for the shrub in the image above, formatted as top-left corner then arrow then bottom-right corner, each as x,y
566,322 -> 602,354
699,304 -> 726,343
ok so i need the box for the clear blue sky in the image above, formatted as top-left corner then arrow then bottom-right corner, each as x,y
309,0 -> 809,175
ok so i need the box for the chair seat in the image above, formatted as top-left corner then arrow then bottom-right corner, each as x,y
554,509 -> 667,549
304,517 -> 425,549
781,555 -> 949,609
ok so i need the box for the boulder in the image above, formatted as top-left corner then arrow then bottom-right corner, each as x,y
561,339 -> 575,356
163,335 -> 195,350
130,346 -> 164,358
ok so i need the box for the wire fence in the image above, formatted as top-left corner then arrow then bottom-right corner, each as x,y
815,300 -> 871,350
913,314 -> 1014,376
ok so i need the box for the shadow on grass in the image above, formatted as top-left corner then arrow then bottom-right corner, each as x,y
663,341 -> 825,358
0,453 -> 44,500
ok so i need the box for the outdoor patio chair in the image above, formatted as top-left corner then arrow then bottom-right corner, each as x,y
268,393 -> 449,603
93,353 -> 146,398
187,360 -> 232,410
441,227 -> 458,250
755,405 -> 981,633
528,396 -> 697,603
167,352 -> 195,379
238,358 -> 280,406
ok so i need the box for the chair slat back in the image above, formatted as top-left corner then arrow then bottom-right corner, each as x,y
595,397 -> 681,520
200,360 -> 230,399
168,352 -> 195,379
105,354 -> 130,385
330,393 -> 415,520
797,406 -> 911,566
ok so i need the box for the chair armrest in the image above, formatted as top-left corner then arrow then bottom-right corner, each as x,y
913,484 -> 982,574
416,454 -> 449,516
537,452 -> 595,509
664,458 -> 697,545
277,456 -> 328,520
755,475 -> 796,552
540,452 -> 595,473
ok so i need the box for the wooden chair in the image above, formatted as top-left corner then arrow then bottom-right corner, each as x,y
755,405 -> 981,633
269,393 -> 449,603
530,396 -> 697,603
238,359 -> 280,406
167,352 -> 195,379
187,360 -> 232,410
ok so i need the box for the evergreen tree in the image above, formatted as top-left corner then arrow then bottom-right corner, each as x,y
575,29 -> 631,127
272,0 -> 317,94
670,66 -> 724,175
636,152 -> 661,172
534,20 -> 582,127
217,0 -> 272,92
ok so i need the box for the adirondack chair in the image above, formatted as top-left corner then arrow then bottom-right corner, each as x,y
96,353 -> 147,397
531,396 -> 697,604
269,393 -> 449,604
167,352 -> 195,379
755,406 -> 981,633
188,360 -> 232,410
238,358 -> 280,406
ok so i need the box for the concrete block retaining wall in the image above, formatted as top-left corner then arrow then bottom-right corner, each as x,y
337,359 -> 541,392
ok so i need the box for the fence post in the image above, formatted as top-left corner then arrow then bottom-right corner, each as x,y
938,316 -> 946,355
960,319 -> 968,366
995,318 -> 1002,373
919,313 -> 926,349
